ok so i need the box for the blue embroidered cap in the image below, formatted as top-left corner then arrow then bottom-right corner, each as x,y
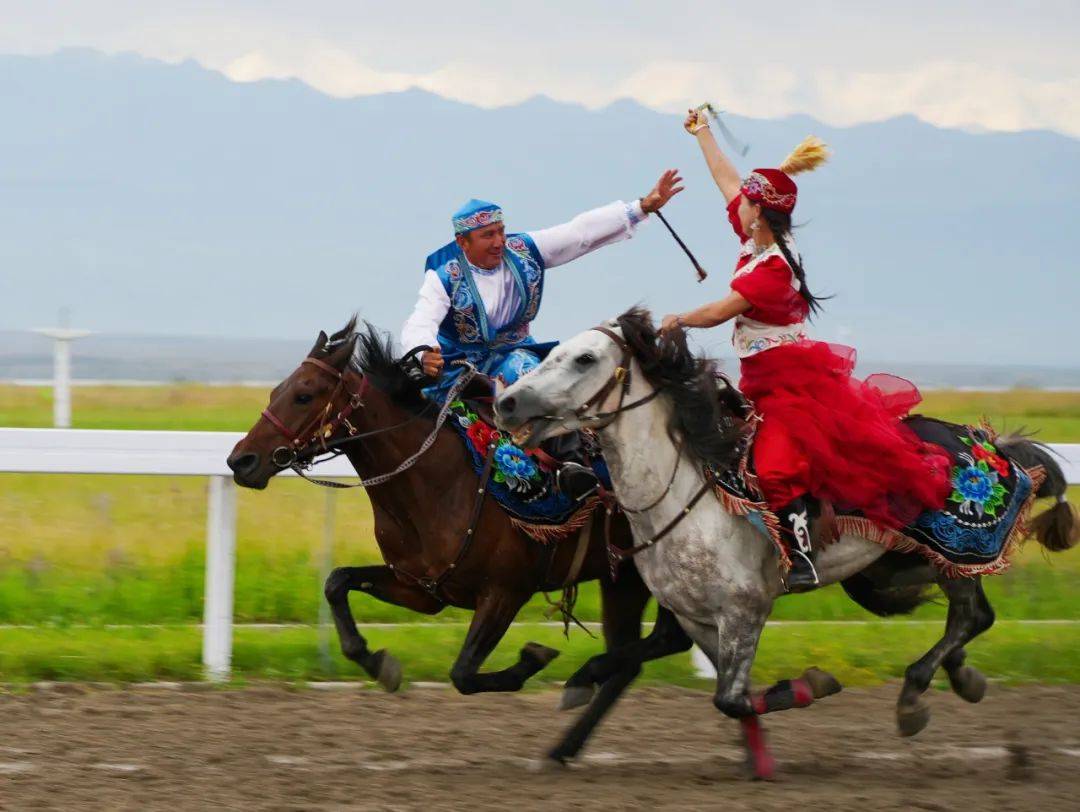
453,199 -> 503,235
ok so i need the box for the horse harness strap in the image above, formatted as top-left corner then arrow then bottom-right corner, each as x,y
262,356 -> 370,467
605,474 -> 715,576
575,326 -> 661,428
575,326 -> 632,418
386,440 -> 497,600
563,518 -> 593,588
281,362 -> 477,490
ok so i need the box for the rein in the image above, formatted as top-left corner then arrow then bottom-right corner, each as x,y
579,325 -> 717,573
262,357 -> 477,490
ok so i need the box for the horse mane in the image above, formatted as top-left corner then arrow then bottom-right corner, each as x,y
615,307 -> 746,469
314,316 -> 429,415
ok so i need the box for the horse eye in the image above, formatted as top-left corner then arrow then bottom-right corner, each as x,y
575,353 -> 596,366
295,393 -> 314,405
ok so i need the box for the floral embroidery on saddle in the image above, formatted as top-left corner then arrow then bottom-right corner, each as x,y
449,401 -> 611,541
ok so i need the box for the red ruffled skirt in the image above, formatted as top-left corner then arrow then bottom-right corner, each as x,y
739,341 -> 952,529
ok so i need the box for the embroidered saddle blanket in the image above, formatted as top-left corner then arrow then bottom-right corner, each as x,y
448,400 -> 612,542
711,416 -> 1044,577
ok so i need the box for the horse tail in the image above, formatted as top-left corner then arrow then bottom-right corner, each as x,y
996,433 -> 1079,553
839,571 -> 934,617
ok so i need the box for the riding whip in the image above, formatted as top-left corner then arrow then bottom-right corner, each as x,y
654,210 -> 708,283
695,102 -> 751,156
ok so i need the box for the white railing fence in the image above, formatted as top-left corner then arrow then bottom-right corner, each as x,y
0,429 -> 354,680
2,428 -> 1079,681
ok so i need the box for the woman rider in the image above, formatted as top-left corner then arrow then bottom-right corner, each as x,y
661,109 -> 950,592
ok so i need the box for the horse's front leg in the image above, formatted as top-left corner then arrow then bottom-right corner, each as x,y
324,565 -> 445,692
682,603 -> 778,780
705,601 -> 770,720
448,589 -> 559,694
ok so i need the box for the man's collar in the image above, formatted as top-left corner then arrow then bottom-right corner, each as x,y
463,254 -> 504,276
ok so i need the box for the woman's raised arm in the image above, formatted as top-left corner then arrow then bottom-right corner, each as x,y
684,109 -> 742,203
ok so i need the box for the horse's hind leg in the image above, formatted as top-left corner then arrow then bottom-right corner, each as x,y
448,589 -> 556,694
324,565 -> 444,692
943,579 -> 994,703
897,575 -> 994,736
560,568 -> 657,709
548,604 -> 691,764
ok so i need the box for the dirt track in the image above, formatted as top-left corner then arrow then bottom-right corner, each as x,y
1,683 -> 1078,811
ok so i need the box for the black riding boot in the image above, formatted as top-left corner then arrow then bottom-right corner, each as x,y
544,433 -> 601,503
778,495 -> 820,593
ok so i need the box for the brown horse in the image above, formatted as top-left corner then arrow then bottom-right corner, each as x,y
227,317 -> 657,701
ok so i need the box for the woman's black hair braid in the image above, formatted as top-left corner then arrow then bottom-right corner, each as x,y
759,207 -> 827,317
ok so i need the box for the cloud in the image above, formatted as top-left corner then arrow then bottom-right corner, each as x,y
218,47 -> 1080,137
224,47 -> 414,96
811,63 -> 1080,135
3,1 -> 1077,136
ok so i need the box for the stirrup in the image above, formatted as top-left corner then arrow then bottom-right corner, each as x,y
784,549 -> 820,593
556,462 -> 600,503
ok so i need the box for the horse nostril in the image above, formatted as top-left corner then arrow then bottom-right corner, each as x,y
228,452 -> 260,475
499,396 -> 517,415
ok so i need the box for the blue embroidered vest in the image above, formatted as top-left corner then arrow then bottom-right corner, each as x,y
424,234 -> 549,366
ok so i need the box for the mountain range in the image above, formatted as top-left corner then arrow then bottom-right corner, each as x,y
2,48 -> 1078,378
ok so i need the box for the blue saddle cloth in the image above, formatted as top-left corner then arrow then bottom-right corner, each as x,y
448,400 -> 612,528
711,416 -> 1040,576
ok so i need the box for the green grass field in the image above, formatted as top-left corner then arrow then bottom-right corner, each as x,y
1,621 -> 1076,687
0,384 -> 1078,682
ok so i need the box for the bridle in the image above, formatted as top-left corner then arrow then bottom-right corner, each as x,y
259,351 -> 477,490
261,356 -> 371,470
570,325 -> 661,429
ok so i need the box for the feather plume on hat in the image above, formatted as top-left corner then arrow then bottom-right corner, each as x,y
778,136 -> 830,176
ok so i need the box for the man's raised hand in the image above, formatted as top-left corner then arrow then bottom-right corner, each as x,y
641,169 -> 685,214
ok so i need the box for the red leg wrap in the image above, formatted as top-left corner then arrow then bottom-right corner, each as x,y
750,678 -> 814,715
739,716 -> 775,780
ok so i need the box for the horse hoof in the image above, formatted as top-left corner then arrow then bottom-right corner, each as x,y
897,699 -> 931,737
559,684 -> 595,711
801,667 -> 842,699
950,666 -> 987,704
522,642 -> 560,670
372,650 -> 402,693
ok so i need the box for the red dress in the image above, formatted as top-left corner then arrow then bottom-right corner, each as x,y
724,195 -> 950,528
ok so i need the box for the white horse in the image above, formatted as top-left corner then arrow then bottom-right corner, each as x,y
494,308 -> 1076,776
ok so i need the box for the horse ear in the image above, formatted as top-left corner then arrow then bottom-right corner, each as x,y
326,332 -> 359,369
328,315 -> 359,344
309,330 -> 329,356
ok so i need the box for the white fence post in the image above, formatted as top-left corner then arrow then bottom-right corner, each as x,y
317,488 -> 337,674
692,646 -> 717,678
203,475 -> 238,681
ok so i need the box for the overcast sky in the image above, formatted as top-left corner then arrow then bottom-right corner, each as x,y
3,1 -> 1078,136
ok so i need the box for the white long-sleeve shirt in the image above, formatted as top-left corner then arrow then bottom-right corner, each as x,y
400,200 -> 647,351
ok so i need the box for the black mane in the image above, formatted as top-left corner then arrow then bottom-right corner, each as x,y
315,317 -> 429,415
615,307 -> 746,469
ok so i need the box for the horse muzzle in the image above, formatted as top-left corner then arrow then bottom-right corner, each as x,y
226,450 -> 270,490
494,391 -> 569,448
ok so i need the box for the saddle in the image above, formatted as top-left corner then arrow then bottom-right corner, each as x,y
711,415 -> 1044,577
446,398 -> 611,543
